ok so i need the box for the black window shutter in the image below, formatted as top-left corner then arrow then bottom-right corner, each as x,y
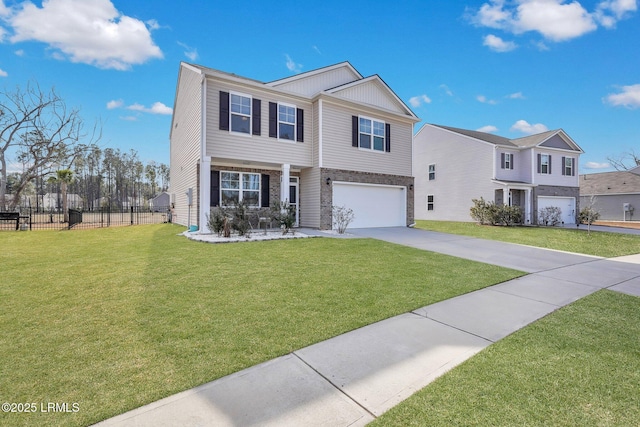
261,174 -> 270,207
252,98 -> 261,136
549,156 -> 552,174
210,170 -> 220,207
571,158 -> 575,176
269,102 -> 277,138
352,116 -> 358,147
501,153 -> 505,169
537,153 -> 541,173
561,157 -> 566,175
296,108 -> 304,142
385,123 -> 391,152
511,155 -> 514,170
219,92 -> 229,131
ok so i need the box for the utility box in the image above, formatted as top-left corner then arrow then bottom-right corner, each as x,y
623,203 -> 632,212
186,188 -> 193,206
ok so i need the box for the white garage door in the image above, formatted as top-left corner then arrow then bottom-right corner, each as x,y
332,182 -> 406,228
538,196 -> 576,224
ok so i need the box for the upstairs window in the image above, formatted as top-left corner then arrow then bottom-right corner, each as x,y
562,156 -> 575,176
538,154 -> 551,174
501,153 -> 514,170
278,104 -> 296,140
230,94 -> 251,134
359,117 -> 385,151
428,164 -> 436,180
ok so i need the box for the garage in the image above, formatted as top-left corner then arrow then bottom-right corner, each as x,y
332,182 -> 406,228
537,196 -> 576,225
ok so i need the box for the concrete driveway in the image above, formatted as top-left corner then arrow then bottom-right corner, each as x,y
96,227 -> 640,427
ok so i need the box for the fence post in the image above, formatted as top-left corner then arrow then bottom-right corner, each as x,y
130,206 -> 134,225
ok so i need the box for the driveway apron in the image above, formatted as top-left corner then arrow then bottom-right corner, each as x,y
96,227 -> 640,427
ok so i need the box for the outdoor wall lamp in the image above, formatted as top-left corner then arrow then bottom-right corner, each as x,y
326,177 -> 331,186
409,184 -> 414,190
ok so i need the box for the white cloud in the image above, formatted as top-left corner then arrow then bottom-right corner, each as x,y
510,119 -> 549,134
15,49 -> 24,56
177,41 -> 198,61
119,115 -> 138,122
471,0 -> 637,45
477,125 -> 499,133
409,94 -> 431,108
312,45 -> 322,55
584,161 -> 611,169
106,99 -> 124,109
2,0 -> 162,70
507,91 -> 525,99
483,34 -> 517,52
0,68 -> 7,77
477,95 -> 498,105
285,54 -> 302,73
604,84 -> 640,108
439,84 -> 454,97
109,99 -> 172,115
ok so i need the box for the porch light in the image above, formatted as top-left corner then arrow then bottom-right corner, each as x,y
326,177 -> 331,186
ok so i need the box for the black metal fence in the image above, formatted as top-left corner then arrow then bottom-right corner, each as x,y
0,206 -> 172,231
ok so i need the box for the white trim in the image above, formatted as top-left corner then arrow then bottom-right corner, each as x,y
357,115 -> 386,152
318,99 -> 323,168
199,78 -> 210,232
229,91 -> 252,135
277,101 -> 297,141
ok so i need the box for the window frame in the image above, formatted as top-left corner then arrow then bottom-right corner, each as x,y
277,102 -> 296,141
358,116 -> 386,152
220,171 -> 261,207
229,92 -> 252,135
427,195 -> 434,211
428,164 -> 436,180
564,157 -> 573,176
504,153 -> 513,170
540,154 -> 551,175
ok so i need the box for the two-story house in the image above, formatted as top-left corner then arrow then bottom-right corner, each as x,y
413,124 -> 584,225
169,62 -> 419,231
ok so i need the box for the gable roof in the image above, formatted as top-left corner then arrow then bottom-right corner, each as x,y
580,170 -> 640,195
266,61 -> 363,88
430,125 -> 583,152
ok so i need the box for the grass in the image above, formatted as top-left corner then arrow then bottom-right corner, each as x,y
0,224 -> 523,427
372,290 -> 640,426
415,220 -> 640,258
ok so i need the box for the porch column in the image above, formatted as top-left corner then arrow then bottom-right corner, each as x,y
525,188 -> 532,224
199,157 -> 211,233
502,188 -> 508,206
281,163 -> 290,204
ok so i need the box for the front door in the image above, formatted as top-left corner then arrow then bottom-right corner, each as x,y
289,177 -> 299,227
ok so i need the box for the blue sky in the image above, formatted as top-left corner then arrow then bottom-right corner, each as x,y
1,0 -> 638,173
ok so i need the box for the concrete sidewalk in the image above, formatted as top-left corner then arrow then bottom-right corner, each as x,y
96,228 -> 640,427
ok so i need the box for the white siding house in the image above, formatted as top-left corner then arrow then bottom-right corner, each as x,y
169,62 -> 420,231
414,124 -> 583,225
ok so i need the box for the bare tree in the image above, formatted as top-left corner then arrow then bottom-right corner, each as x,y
0,82 -> 99,210
607,149 -> 640,171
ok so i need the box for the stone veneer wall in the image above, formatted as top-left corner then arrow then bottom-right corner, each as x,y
319,168 -> 414,230
533,185 -> 580,224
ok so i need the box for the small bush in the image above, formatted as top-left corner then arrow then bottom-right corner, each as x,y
230,200 -> 252,237
332,205 -> 355,234
270,201 -> 297,235
207,207 -> 228,236
579,206 -> 600,233
470,197 -> 522,226
538,206 -> 562,226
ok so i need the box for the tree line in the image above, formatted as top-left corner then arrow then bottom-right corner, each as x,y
1,82 -> 168,212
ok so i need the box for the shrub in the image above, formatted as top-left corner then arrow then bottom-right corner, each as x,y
332,205 -> 355,234
207,207 -> 228,236
270,201 -> 297,235
470,197 -> 522,226
230,200 -> 252,237
538,206 -> 562,226
579,206 -> 600,233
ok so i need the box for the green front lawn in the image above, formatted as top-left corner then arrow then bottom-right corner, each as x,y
0,225 -> 523,426
373,290 -> 640,426
415,220 -> 640,258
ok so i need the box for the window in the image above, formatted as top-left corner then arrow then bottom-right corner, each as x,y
428,164 -> 436,180
539,154 -> 551,174
562,157 -> 575,176
278,104 -> 296,140
501,153 -> 513,170
220,172 -> 260,206
359,117 -> 385,152
230,93 -> 251,134
427,195 -> 434,211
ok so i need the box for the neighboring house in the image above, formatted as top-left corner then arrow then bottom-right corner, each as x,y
150,192 -> 171,211
580,166 -> 640,221
413,124 -> 584,225
42,193 -> 83,210
169,61 -> 419,231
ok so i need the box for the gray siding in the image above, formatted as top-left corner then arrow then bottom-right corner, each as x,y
300,167 -> 321,228
541,134 -> 574,150
332,79 -> 408,115
580,194 -> 640,221
532,148 -> 579,187
413,125 -> 495,221
269,67 -> 360,97
205,80 -> 313,168
320,101 -> 413,176
169,65 -> 202,227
